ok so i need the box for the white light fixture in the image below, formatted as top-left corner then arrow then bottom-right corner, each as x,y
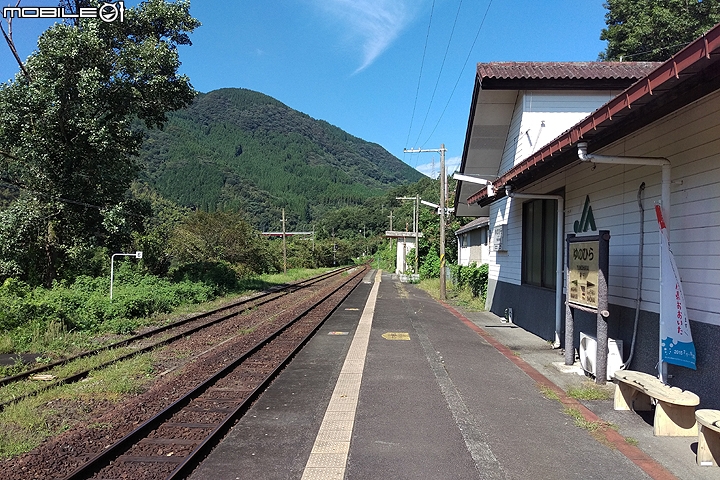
453,173 -> 491,185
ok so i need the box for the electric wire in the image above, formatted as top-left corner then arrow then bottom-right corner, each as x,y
616,41 -> 690,61
0,180 -> 145,217
403,0 -> 436,167
411,0 -> 464,150
421,0 -> 493,148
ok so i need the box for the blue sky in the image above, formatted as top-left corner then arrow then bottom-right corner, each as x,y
0,1 -> 609,177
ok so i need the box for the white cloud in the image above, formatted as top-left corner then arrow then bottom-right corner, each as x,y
313,0 -> 416,73
415,155 -> 462,178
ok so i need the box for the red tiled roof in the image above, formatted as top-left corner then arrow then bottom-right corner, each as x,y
477,62 -> 661,81
466,25 -> 720,207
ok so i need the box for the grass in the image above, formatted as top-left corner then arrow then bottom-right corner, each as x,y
417,278 -> 440,297
416,278 -> 488,311
0,267 -> 333,363
0,266 -> 335,460
0,353 -> 155,459
567,380 -> 614,401
450,285 -> 487,311
537,384 -> 560,401
0,346 -> 142,404
564,407 -> 604,432
563,406 -> 620,448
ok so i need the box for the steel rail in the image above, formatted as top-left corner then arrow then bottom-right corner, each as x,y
0,267 -> 354,410
62,265 -> 367,480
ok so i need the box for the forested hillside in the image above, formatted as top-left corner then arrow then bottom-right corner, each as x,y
139,88 -> 423,230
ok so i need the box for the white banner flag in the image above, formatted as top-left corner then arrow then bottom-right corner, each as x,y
656,205 -> 696,370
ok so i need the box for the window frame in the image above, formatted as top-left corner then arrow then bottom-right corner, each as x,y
521,191 -> 563,289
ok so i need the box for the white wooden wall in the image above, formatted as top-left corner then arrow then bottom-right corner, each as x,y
458,229 -> 489,266
490,90 -> 619,289
497,91 -> 619,175
488,88 -> 720,326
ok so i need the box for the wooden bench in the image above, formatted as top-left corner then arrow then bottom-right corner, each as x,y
696,409 -> 720,466
613,370 -> 699,436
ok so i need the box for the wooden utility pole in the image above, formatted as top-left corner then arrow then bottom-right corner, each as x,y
403,144 -> 448,300
439,144 -> 446,300
282,208 -> 287,273
415,194 -> 419,274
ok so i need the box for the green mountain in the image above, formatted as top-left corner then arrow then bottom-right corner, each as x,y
138,88 -> 423,230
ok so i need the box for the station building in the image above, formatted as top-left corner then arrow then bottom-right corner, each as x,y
454,25 -> 720,408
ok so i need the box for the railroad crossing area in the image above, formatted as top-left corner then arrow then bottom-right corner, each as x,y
188,269 -> 712,480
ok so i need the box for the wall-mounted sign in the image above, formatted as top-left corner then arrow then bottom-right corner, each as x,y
573,195 -> 597,233
492,224 -> 506,251
568,240 -> 599,309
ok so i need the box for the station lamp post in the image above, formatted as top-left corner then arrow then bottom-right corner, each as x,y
110,251 -> 143,300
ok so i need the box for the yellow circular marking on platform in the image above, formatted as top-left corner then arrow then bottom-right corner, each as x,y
382,332 -> 410,341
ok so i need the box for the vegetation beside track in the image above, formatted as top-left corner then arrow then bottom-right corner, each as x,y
0,266 -> 341,460
0,267 -> 335,376
0,353 -> 157,459
416,262 -> 489,312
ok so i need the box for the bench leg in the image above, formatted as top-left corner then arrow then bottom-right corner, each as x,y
697,425 -> 720,466
653,401 -> 697,436
614,383 -> 652,411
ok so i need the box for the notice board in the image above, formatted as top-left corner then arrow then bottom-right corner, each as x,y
568,240 -> 599,309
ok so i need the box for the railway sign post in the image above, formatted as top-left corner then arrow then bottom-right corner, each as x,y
565,231 -> 610,384
110,251 -> 143,300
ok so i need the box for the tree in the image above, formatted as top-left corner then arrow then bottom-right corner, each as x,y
599,0 -> 720,61
168,210 -> 274,276
0,0 -> 200,284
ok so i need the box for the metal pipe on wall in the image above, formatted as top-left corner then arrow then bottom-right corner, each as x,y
577,142 -> 672,382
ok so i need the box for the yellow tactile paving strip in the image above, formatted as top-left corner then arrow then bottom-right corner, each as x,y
301,270 -> 381,480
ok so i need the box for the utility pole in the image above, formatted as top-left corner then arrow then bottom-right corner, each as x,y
282,208 -> 287,273
404,144 -> 447,300
415,194 -> 419,274
388,210 -> 394,231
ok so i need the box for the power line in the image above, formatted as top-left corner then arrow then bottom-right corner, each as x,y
412,0 -> 464,149
0,180 -> 145,218
404,0 -> 436,167
421,0 -> 493,148
616,41 -> 690,61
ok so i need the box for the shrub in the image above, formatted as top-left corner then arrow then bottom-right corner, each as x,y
169,261 -> 240,295
450,263 -> 489,299
419,247 -> 440,279
0,269 -> 217,350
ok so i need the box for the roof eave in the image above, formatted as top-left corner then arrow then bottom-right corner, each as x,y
466,23 -> 720,207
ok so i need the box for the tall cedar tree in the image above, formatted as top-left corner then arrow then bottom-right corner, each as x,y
0,0 -> 200,284
599,0 -> 720,61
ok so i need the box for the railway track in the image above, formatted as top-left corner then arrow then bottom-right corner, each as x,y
2,264 -> 368,480
0,266 -> 356,411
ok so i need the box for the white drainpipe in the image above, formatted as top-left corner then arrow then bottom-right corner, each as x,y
577,143 -> 671,228
577,142 -> 671,382
504,186 -> 564,348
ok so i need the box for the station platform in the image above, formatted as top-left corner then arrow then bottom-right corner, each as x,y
190,269 -> 713,479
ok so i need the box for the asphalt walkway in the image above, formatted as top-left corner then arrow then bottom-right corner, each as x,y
191,270 -> 714,479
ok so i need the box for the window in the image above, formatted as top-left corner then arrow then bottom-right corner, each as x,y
522,198 -> 557,288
